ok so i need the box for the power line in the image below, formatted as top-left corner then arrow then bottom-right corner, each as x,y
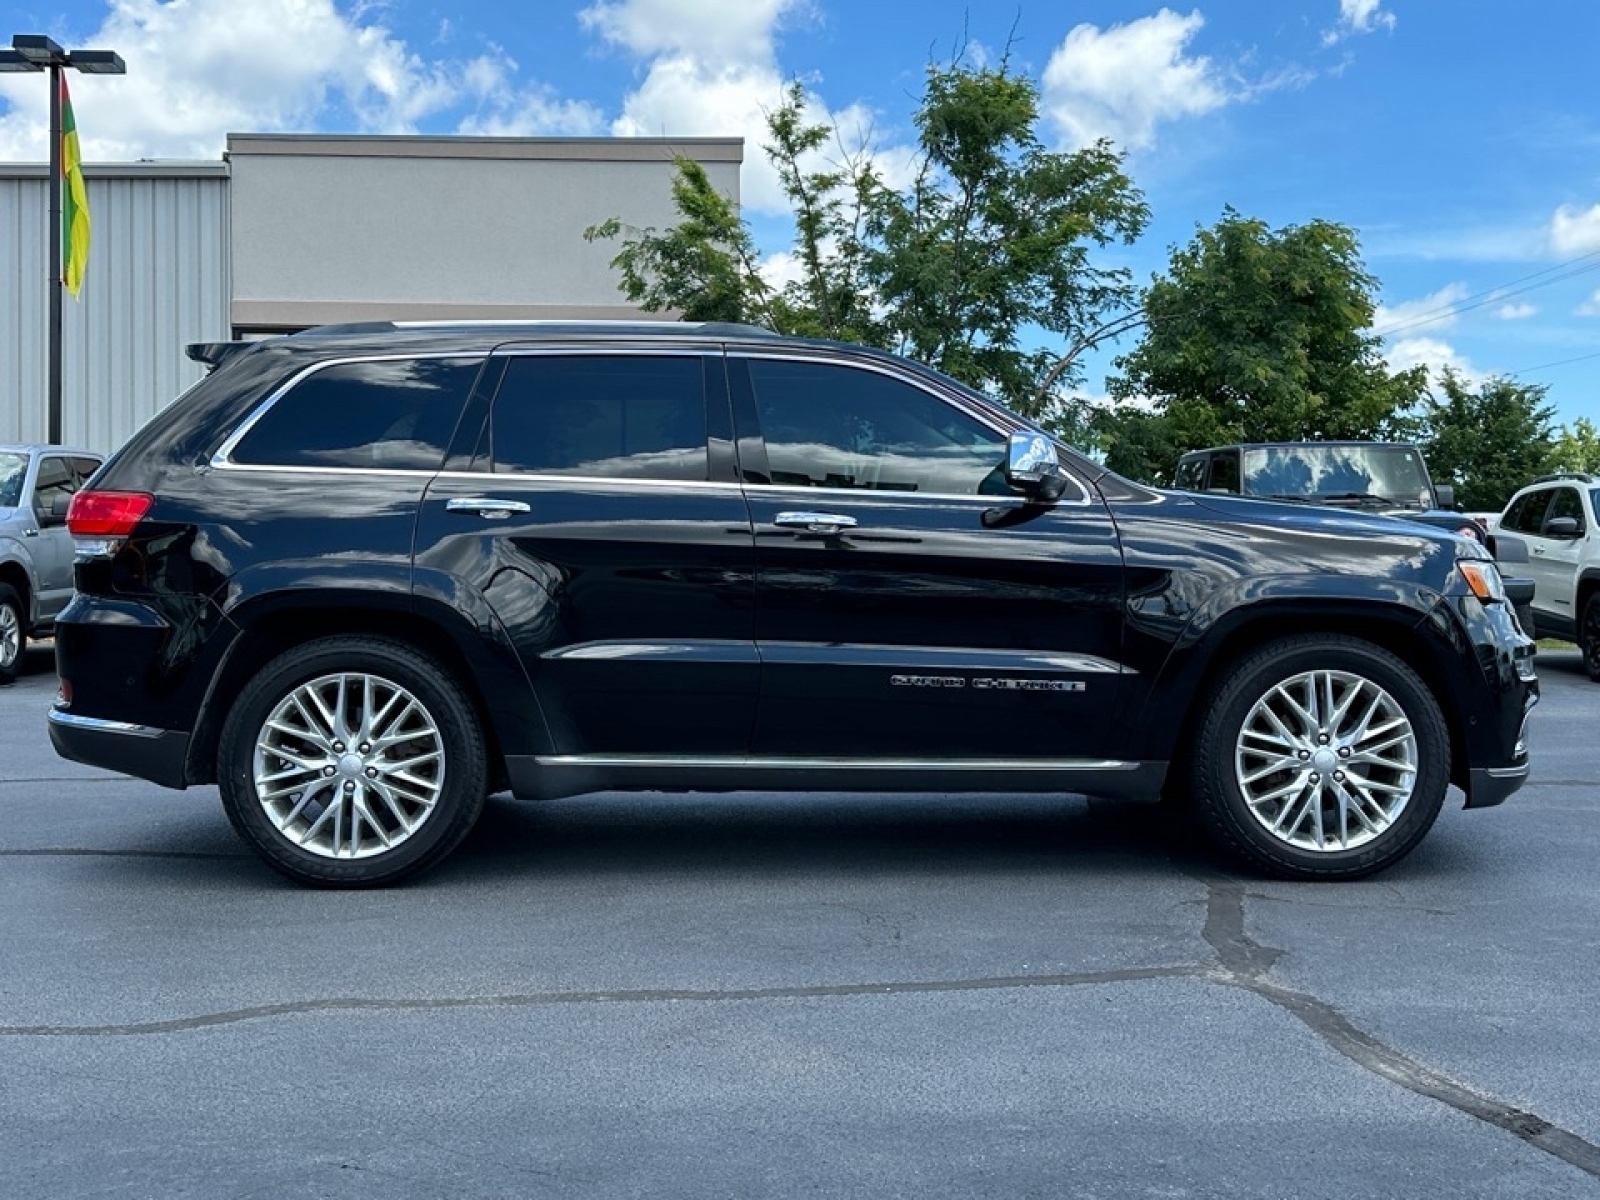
1374,248 -> 1600,338
1506,348 -> 1600,378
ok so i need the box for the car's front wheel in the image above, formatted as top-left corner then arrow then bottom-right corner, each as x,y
218,636 -> 488,887
0,583 -> 24,686
1190,635 -> 1450,881
1581,593 -> 1600,682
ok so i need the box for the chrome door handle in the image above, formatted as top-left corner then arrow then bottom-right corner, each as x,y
446,497 -> 531,519
774,511 -> 858,534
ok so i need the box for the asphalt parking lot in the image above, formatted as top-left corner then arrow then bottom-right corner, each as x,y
2,640 -> 1597,1198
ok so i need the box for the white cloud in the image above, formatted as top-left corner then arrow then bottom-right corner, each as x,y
1041,8 -> 1230,152
0,0 -> 593,160
1386,336 -> 1482,385
1374,283 -> 1470,335
1549,204 -> 1600,256
592,0 -> 913,216
1577,289 -> 1600,317
1323,0 -> 1397,46
1495,302 -> 1537,320
580,0 -> 803,66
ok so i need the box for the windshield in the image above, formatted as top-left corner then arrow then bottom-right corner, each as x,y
0,451 -> 26,508
1240,445 -> 1434,507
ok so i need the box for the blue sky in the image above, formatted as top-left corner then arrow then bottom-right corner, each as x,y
4,1 -> 1599,430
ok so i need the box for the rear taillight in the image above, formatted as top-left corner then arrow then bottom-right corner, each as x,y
66,491 -> 153,537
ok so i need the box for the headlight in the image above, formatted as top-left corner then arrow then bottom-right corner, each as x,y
1456,558 -> 1506,603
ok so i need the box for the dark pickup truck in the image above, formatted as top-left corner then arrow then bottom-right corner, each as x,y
1174,441 -> 1537,630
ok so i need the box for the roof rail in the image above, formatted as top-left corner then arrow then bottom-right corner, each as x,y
1531,471 -> 1595,484
185,341 -> 257,370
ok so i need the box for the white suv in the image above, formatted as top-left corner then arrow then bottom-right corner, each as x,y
1493,472 -> 1600,679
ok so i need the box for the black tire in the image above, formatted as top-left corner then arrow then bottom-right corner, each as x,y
0,583 -> 24,686
1581,593 -> 1600,683
1189,635 -> 1450,881
218,636 -> 488,887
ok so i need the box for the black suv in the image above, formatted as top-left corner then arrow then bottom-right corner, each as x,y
50,323 -> 1537,886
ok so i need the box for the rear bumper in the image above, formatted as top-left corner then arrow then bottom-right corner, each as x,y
47,708 -> 190,790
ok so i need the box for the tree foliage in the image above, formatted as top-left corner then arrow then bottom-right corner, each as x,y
1107,209 -> 1426,457
1417,370 -> 1556,512
586,63 -> 1148,423
1549,416 -> 1600,475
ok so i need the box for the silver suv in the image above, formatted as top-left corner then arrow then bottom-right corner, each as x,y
0,444 -> 104,684
1493,472 -> 1600,679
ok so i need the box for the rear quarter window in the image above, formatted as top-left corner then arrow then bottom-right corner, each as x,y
229,357 -> 482,470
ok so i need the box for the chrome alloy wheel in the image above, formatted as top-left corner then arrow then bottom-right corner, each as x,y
252,672 -> 446,859
1234,669 -> 1418,853
0,600 -> 20,672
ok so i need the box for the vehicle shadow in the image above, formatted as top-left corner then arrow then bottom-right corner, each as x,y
433,791 -> 1239,886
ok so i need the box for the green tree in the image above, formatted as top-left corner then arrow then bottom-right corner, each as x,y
1418,370 -> 1555,511
1091,407 -> 1184,487
586,61 -> 1149,421
1110,209 -> 1426,452
1549,416 -> 1600,474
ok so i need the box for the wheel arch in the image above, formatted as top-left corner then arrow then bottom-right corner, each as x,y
184,595 -> 530,791
0,559 -> 34,627
1146,603 -> 1470,798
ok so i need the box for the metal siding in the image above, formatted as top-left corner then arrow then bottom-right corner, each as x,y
2,170 -> 229,454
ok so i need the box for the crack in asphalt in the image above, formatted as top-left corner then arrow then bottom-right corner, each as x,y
1197,875 -> 1600,1180
1,854 -> 1594,1178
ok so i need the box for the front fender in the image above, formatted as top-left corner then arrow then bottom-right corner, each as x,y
1127,574 -> 1442,763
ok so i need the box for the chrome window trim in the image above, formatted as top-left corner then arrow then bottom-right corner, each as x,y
732,350 -> 1092,507
211,351 -> 490,470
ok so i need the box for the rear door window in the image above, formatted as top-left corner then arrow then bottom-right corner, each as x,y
1502,489 -> 1552,535
230,357 -> 482,470
485,354 -> 708,481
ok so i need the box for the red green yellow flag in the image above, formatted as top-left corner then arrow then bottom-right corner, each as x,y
61,74 -> 91,299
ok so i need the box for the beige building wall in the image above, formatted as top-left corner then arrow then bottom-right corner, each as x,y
225,135 -> 743,333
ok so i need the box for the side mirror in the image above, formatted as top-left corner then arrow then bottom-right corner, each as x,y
1433,483 -> 1455,509
1004,431 -> 1069,502
1487,533 -> 1529,564
37,493 -> 70,528
1544,516 -> 1581,539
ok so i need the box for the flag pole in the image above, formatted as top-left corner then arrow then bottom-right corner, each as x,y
47,61 -> 63,445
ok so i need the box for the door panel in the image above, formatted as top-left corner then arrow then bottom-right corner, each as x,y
28,456 -> 78,621
731,355 -> 1126,761
413,351 -> 758,756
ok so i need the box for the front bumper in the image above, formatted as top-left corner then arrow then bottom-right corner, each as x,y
47,707 -> 191,790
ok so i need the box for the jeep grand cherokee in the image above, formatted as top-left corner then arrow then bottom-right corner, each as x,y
49,322 -> 1538,886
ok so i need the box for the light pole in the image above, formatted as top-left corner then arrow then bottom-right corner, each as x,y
1,34 -> 124,445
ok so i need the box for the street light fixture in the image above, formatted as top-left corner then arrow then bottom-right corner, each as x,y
2,33 -> 125,445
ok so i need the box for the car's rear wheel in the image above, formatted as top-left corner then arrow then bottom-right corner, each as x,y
1581,593 -> 1600,682
1190,635 -> 1450,881
218,637 -> 488,887
0,583 -> 24,686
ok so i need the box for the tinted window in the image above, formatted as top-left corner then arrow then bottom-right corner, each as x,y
746,358 -> 1007,495
70,457 -> 102,487
1502,489 -> 1551,535
1546,487 -> 1586,534
231,357 -> 480,470
32,457 -> 76,513
1208,451 -> 1241,493
488,355 -> 707,481
1173,457 -> 1206,491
